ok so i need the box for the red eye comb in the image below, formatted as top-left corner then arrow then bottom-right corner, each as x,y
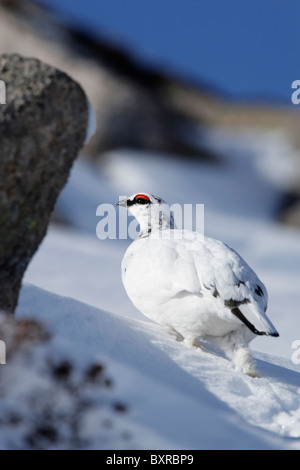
135,194 -> 150,201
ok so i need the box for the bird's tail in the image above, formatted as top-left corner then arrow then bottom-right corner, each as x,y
233,303 -> 279,337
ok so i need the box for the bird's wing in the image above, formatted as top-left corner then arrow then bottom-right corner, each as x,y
177,232 -> 278,337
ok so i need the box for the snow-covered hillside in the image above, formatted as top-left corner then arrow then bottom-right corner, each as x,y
14,282 -> 300,450
18,127 -> 300,449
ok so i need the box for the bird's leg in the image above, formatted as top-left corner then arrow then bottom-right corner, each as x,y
167,328 -> 212,353
166,326 -> 184,342
184,337 -> 201,348
218,331 -> 259,378
183,336 -> 216,355
231,346 -> 258,378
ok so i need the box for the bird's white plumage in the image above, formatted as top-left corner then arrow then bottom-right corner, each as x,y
119,193 -> 279,376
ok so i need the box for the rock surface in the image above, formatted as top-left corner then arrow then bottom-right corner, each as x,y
0,53 -> 88,312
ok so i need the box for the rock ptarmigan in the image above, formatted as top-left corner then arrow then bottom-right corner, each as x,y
118,193 -> 279,377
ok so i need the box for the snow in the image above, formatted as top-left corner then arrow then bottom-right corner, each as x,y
15,126 -> 300,449
16,284 -> 300,449
84,99 -> 97,145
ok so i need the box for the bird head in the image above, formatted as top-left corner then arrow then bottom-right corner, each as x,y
117,193 -> 175,236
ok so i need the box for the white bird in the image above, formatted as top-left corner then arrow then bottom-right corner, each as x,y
118,193 -> 279,377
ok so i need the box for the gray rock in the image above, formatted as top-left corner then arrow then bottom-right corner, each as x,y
0,53 -> 88,312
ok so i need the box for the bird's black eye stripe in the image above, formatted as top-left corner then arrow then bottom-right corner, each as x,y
127,197 -> 151,206
136,197 -> 151,205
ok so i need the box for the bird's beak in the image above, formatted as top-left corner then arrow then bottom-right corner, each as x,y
117,198 -> 128,207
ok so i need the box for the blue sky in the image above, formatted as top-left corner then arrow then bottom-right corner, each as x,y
36,0 -> 299,103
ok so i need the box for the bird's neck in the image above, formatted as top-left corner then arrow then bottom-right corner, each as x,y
137,207 -> 175,238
